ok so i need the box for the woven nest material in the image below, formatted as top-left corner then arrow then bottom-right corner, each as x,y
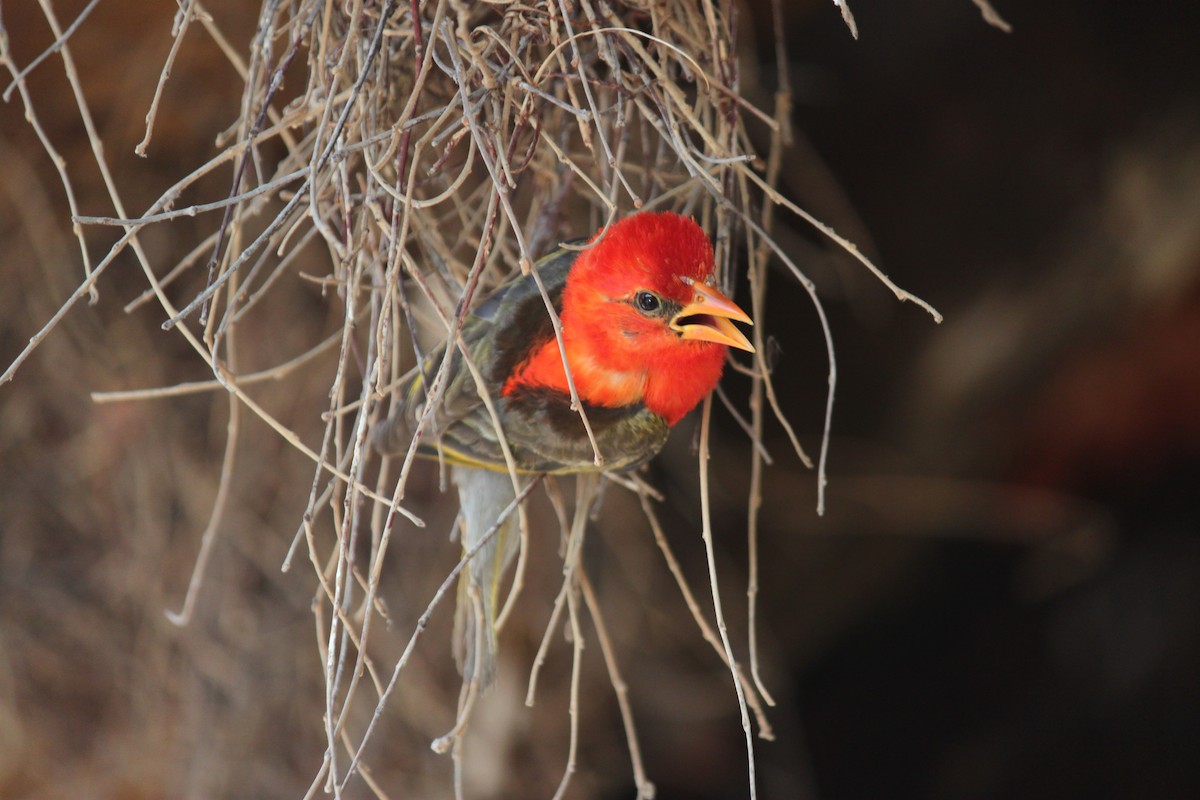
206,4 -> 804,791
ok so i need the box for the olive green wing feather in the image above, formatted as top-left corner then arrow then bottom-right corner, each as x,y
373,246 -> 572,468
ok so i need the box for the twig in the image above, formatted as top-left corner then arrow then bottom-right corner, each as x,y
164,347 -> 241,626
579,568 -> 655,799
136,0 -> 199,155
549,473 -> 598,800
972,0 -> 1013,32
74,168 -> 310,226
697,395 -> 759,799
631,486 -> 774,739
1,0 -> 102,103
741,166 -> 943,323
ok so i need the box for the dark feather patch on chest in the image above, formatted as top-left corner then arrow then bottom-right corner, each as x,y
504,384 -> 647,438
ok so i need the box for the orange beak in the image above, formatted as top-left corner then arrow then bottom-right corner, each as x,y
670,280 -> 755,353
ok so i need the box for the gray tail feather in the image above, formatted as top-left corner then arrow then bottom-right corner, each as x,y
452,466 -> 520,685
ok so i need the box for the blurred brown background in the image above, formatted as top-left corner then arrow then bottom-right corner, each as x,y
2,1 -> 1198,798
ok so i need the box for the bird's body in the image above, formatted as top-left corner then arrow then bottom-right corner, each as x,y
376,211 -> 753,474
375,212 -> 753,682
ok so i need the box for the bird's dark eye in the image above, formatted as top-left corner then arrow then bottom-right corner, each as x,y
635,291 -> 661,313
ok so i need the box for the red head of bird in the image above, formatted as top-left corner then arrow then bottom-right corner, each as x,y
505,212 -> 754,426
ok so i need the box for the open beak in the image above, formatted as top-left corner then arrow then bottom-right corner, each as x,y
670,280 -> 755,353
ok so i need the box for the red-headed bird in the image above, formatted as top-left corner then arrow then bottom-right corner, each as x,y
375,211 -> 754,681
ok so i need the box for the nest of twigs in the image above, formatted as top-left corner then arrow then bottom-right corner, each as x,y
2,0 -> 944,797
